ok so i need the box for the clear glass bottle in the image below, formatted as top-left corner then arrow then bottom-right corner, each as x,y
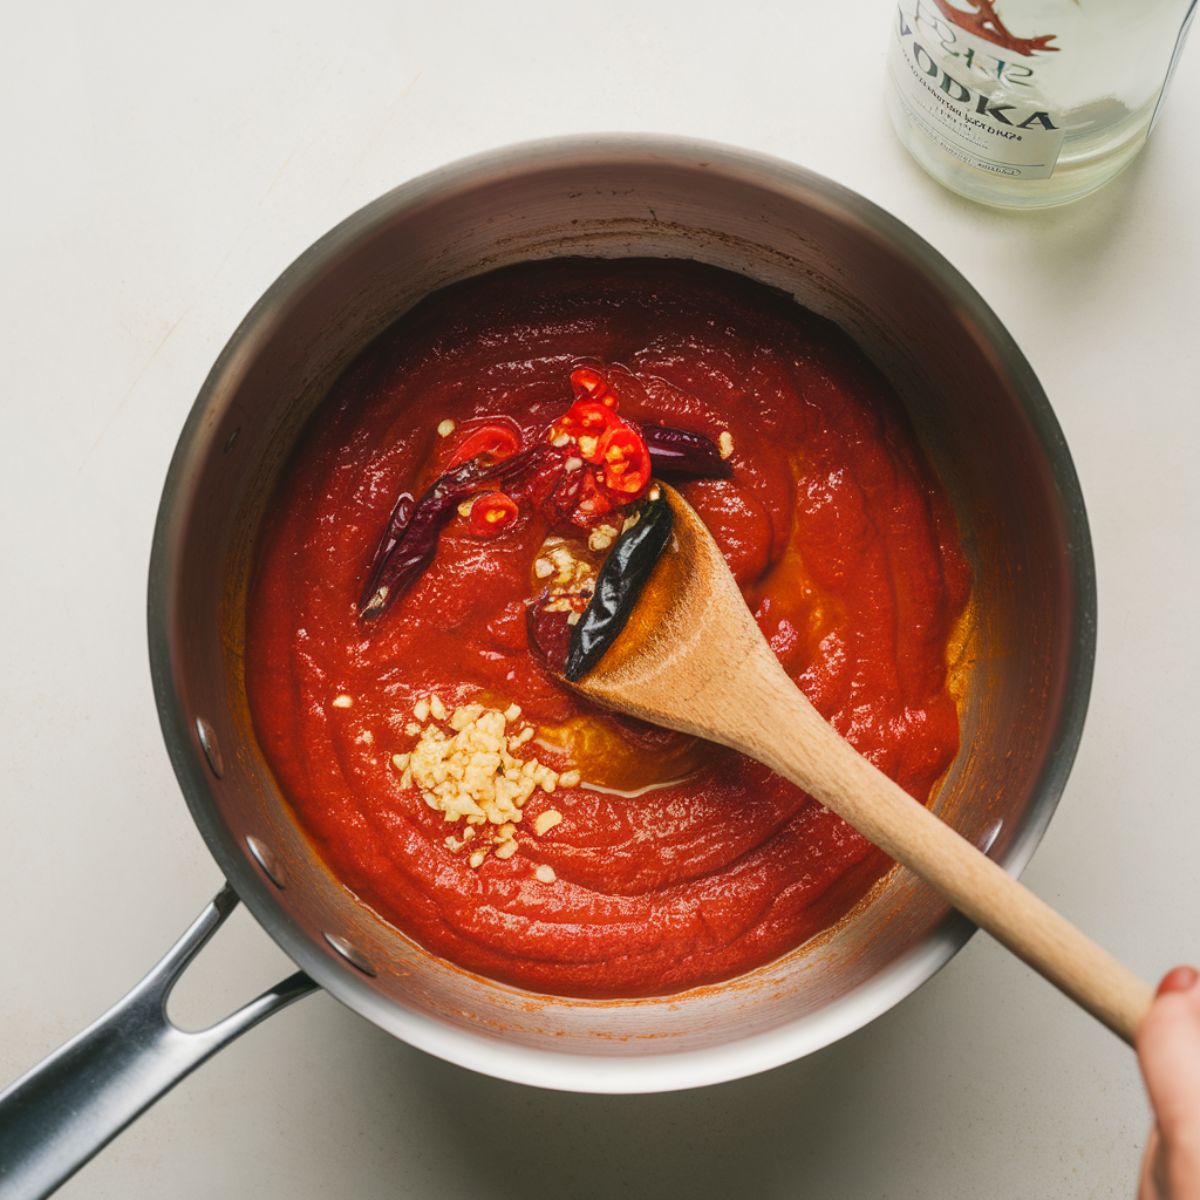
886,0 -> 1196,209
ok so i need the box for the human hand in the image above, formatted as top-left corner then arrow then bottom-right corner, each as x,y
1138,966 -> 1200,1199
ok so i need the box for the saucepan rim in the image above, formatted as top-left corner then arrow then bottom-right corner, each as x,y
147,132 -> 1095,1093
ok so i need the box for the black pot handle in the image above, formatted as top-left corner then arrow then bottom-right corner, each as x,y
0,885 -> 316,1199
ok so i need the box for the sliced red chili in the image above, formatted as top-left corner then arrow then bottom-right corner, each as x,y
467,491 -> 519,537
570,401 -> 618,433
597,426 -> 651,496
552,399 -> 622,459
449,421 -> 521,467
569,365 -> 617,404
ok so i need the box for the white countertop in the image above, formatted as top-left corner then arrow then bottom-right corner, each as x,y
2,3 -> 1197,1196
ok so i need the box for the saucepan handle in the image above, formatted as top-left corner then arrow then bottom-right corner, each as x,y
0,885 -> 316,1200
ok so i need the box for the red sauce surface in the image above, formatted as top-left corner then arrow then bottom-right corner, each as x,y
246,259 -> 970,998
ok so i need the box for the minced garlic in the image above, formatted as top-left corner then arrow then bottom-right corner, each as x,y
534,809 -> 562,835
587,524 -> 619,553
538,538 -> 597,614
393,696 -> 579,868
437,419 -> 456,437
718,430 -> 734,459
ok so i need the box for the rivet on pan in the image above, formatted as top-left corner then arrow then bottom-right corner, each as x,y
324,933 -> 376,977
223,427 -> 241,453
245,835 -> 286,888
195,717 -> 224,779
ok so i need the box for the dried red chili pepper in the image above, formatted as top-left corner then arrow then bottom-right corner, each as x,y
360,489 -> 415,611
359,444 -> 561,620
358,492 -> 455,621
565,492 -> 674,680
467,491 -> 519,537
640,423 -> 732,480
525,597 -> 574,673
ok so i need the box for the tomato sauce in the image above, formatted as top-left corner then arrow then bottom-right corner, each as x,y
246,259 -> 970,998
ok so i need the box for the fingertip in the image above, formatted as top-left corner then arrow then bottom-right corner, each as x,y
1156,965 -> 1199,997
1138,972 -> 1200,1134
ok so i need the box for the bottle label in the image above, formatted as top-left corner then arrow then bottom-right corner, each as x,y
889,1 -> 1066,181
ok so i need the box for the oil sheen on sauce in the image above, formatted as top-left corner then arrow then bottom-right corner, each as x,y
245,259 -> 970,998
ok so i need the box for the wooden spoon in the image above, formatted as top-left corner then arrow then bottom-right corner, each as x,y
566,485 -> 1153,1043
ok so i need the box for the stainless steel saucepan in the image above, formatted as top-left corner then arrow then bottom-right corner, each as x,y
0,135 -> 1095,1199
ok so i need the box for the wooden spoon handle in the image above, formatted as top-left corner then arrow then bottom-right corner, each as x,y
740,659 -> 1154,1043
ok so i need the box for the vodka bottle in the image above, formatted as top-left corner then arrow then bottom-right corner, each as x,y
886,0 -> 1196,208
